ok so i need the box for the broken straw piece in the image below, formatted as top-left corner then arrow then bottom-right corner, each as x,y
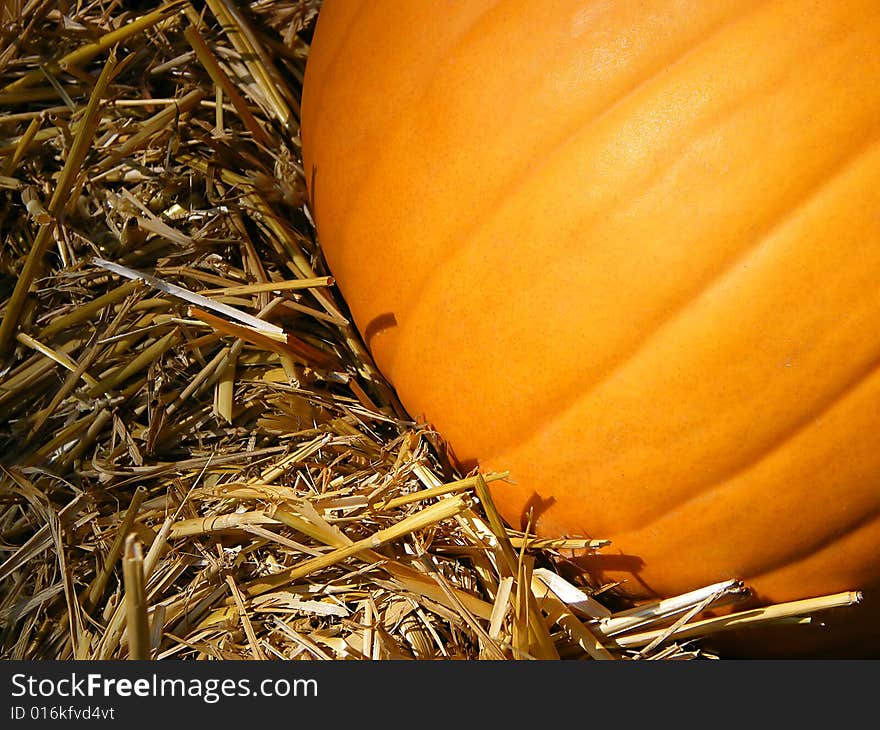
92,257 -> 287,340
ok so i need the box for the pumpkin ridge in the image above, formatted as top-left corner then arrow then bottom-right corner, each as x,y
384,0 -> 876,406
620,325 -> 880,538
520,259 -> 880,572
625,497 -> 880,599
746,509 -> 880,597
322,1 -> 767,342
598,504 -> 880,602
455,131 -> 880,464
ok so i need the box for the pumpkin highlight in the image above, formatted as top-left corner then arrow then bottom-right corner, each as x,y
301,0 -> 880,656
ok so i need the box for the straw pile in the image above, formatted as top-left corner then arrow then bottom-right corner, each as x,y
0,0 -> 859,661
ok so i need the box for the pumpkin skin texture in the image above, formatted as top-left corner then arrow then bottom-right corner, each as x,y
301,1 -> 880,655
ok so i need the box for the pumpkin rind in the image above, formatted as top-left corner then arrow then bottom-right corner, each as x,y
301,0 -> 880,652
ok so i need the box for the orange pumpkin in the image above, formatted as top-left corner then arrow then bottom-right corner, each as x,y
301,0 -> 880,655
